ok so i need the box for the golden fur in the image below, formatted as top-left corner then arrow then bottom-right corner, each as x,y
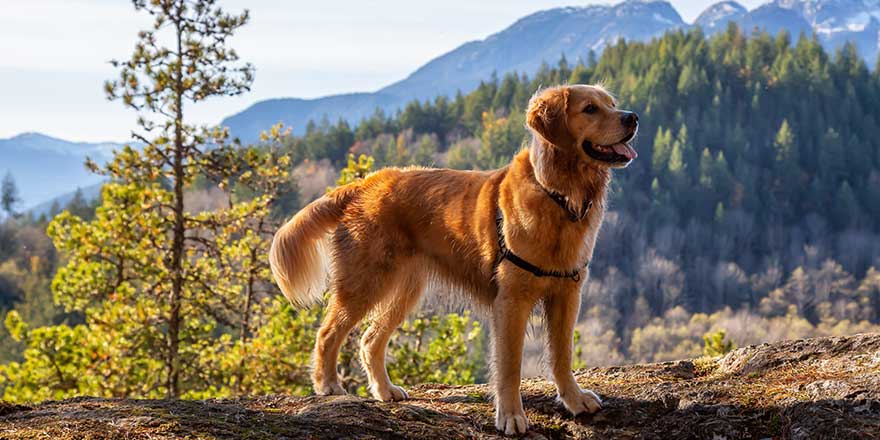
270,84 -> 638,435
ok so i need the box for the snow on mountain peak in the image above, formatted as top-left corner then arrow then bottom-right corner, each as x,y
695,1 -> 748,30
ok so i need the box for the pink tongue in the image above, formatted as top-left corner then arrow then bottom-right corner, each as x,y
611,143 -> 637,160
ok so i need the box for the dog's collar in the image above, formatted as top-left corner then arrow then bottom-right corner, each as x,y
539,184 -> 592,223
494,207 -> 588,282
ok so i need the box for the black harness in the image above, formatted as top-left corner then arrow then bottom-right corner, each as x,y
494,187 -> 592,282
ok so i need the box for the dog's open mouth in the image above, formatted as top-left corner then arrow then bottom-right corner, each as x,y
582,131 -> 638,164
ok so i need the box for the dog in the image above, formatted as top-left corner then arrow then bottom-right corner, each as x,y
269,84 -> 638,435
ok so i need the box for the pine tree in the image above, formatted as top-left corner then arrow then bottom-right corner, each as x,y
106,0 -> 251,398
676,125 -> 694,171
446,140 -> 478,170
698,148 -> 714,189
413,134 -> 439,166
772,119 -> 801,198
831,181 -> 859,230
65,189 -> 94,221
818,127 -> 845,184
1,173 -> 21,218
651,126 -> 672,176
702,330 -> 735,356
42,0 -> 279,400
667,140 -> 685,179
714,202 -> 725,224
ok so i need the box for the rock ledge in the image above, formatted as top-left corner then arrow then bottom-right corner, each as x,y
1,333 -> 879,439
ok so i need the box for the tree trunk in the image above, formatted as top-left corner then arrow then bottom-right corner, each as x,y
166,15 -> 185,400
234,216 -> 263,396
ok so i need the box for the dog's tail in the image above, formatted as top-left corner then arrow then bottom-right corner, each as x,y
269,184 -> 359,306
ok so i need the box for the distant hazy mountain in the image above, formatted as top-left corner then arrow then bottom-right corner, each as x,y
780,0 -> 880,64
0,133 -> 117,210
224,0 -> 880,142
26,183 -> 103,218
222,93 -> 401,147
222,0 -> 685,141
8,0 -> 880,210
741,3 -> 815,35
378,0 -> 684,102
697,0 -> 880,64
695,1 -> 749,32
695,0 -> 816,39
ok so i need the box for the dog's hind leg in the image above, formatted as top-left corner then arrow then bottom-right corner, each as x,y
311,246 -> 401,396
311,291 -> 370,395
359,268 -> 425,401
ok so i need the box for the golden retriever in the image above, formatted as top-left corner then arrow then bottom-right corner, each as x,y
270,84 -> 638,435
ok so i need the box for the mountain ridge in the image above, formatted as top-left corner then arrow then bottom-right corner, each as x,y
222,0 -> 880,142
0,133 -> 118,210
221,0 -> 687,141
8,0 -> 880,207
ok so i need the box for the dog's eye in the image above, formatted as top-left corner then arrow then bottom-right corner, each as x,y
583,104 -> 598,114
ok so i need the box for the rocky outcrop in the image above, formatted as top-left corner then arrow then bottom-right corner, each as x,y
1,333 -> 878,439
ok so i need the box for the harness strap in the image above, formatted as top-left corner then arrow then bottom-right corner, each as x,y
494,208 -> 589,282
543,187 -> 593,222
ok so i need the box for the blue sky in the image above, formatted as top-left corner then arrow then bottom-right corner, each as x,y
0,0 -> 766,142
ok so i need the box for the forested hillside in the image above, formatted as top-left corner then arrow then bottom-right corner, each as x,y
2,22 -> 880,402
276,25 -> 880,364
219,0 -> 687,140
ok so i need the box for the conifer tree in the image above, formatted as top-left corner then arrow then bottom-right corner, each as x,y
651,126 -> 672,176
1,173 -> 20,218
3,0 -> 293,401
699,147 -> 714,190
101,0 -> 253,398
772,119 -> 800,190
831,181 -> 859,229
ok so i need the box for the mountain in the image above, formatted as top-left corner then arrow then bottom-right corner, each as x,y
222,93 -> 401,146
221,0 -> 685,141
695,1 -> 749,32
9,0 -> 880,200
740,3 -> 815,35
0,133 -> 118,210
26,183 -> 103,218
223,0 -> 880,142
378,0 -> 684,101
776,0 -> 880,30
696,1 -> 813,35
776,0 -> 880,65
821,15 -> 880,63
698,0 -> 880,65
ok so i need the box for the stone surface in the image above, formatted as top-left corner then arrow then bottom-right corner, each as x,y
1,333 -> 879,439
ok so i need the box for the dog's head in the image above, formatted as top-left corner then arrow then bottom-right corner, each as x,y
526,84 -> 638,169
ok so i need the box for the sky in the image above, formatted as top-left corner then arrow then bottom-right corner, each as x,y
0,0 -> 768,143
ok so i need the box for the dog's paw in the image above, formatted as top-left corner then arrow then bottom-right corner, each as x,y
373,384 -> 409,402
559,388 -> 602,415
315,382 -> 347,396
495,410 -> 529,435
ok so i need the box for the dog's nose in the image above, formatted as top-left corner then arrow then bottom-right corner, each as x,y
620,111 -> 639,127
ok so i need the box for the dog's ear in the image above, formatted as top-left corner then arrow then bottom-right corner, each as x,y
527,86 -> 572,146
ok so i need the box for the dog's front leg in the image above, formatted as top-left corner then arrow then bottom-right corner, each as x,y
492,292 -> 533,435
544,289 -> 602,416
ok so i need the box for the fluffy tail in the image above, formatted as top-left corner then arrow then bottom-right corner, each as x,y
269,186 -> 358,306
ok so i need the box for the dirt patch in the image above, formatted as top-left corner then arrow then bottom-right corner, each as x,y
2,333 -> 879,439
